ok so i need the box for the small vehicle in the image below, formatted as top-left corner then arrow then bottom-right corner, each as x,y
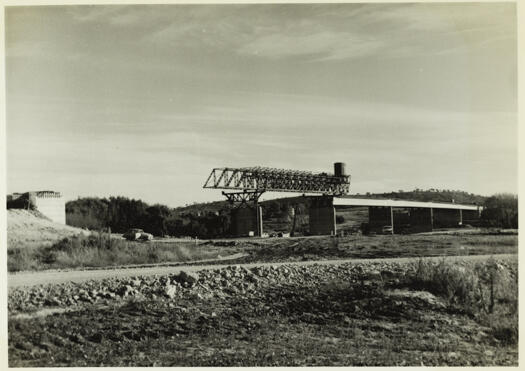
138,232 -> 154,241
123,228 -> 153,241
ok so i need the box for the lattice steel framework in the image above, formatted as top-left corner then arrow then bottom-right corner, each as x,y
203,166 -> 350,196
222,190 -> 265,204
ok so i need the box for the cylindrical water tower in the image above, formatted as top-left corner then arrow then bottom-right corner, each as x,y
334,162 -> 347,177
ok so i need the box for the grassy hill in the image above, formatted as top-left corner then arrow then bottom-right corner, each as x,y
353,189 -> 485,204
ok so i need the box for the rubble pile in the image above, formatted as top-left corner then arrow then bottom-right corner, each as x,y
9,257 -> 516,315
9,261 -> 411,314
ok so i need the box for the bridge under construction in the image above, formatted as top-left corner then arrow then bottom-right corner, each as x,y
203,162 -> 481,237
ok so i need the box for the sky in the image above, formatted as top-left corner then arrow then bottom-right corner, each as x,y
5,3 -> 517,207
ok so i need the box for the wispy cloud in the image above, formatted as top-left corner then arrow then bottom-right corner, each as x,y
234,3 -> 515,61
6,3 -> 517,203
237,30 -> 384,61
7,3 -> 516,63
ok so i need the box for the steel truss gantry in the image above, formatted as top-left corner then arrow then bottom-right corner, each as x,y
203,166 -> 350,196
222,190 -> 265,205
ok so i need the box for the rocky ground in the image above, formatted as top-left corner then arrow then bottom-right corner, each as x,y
8,255 -> 518,366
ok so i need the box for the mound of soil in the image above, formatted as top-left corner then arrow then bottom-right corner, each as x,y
8,209 -> 89,249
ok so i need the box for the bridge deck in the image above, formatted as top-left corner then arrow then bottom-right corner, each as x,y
333,197 -> 481,211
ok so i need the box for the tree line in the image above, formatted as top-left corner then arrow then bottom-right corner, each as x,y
64,190 -> 517,238
479,193 -> 518,229
65,196 -> 234,238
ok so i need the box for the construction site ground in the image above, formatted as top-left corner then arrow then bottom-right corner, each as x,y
8,254 -> 518,366
7,212 -> 518,366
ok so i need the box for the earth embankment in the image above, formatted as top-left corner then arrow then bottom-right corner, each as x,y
7,209 -> 89,249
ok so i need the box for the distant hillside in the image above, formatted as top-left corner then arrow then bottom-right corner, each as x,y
351,189 -> 485,205
172,200 -> 231,216
66,189 -> 488,238
174,189 -> 485,215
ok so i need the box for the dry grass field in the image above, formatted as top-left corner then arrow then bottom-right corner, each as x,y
8,230 -> 517,272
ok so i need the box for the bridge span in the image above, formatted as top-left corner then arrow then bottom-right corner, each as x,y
203,162 -> 482,236
333,197 -> 481,210
315,197 -> 482,235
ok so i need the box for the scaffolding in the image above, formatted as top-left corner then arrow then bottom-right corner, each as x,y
203,166 -> 350,196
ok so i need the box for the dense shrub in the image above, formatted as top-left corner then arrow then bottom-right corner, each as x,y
408,258 -> 517,313
406,258 -> 518,344
409,258 -> 480,309
6,194 -> 36,210
481,193 -> 518,228
66,197 -> 233,238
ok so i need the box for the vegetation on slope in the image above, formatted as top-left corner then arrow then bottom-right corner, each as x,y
355,188 -> 486,204
7,233 -> 239,272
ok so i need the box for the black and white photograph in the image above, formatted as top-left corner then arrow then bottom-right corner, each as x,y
3,1 -> 520,367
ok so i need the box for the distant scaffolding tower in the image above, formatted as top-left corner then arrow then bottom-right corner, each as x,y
203,163 -> 350,237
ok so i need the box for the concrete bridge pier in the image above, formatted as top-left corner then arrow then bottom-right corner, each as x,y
368,206 -> 394,234
231,205 -> 263,237
462,209 -> 482,226
433,208 -> 462,228
409,208 -> 434,233
309,197 -> 336,235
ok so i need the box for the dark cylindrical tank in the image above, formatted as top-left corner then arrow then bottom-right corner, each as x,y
334,162 -> 346,177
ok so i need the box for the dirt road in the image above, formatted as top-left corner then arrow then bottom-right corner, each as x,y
8,253 -> 516,288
